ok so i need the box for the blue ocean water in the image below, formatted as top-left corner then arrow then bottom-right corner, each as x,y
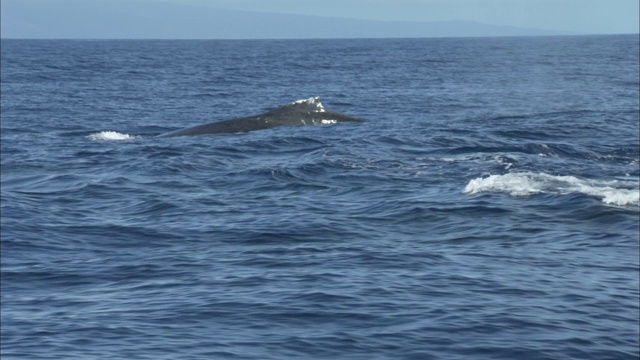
1,36 -> 639,360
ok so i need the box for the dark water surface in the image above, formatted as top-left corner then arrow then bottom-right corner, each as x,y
2,36 -> 639,359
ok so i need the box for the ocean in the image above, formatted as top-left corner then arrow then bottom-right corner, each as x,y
1,35 -> 639,359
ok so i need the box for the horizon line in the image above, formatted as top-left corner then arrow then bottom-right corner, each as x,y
4,33 -> 639,41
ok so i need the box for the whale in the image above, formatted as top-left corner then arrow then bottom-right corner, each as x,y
156,96 -> 367,138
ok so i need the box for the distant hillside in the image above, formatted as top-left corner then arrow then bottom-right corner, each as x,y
1,0 -> 569,39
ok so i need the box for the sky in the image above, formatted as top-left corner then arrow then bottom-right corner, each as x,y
2,0 -> 638,39
160,0 -> 638,34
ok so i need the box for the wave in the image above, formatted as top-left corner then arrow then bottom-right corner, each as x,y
86,131 -> 138,141
464,172 -> 639,207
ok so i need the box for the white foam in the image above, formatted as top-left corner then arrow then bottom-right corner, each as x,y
86,131 -> 137,141
464,172 -> 640,207
292,96 -> 325,112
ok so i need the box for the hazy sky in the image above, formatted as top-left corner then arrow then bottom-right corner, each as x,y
2,0 -> 638,39
158,0 -> 638,34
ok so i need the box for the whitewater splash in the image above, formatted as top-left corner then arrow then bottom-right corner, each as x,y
87,131 -> 137,141
464,172 -> 640,207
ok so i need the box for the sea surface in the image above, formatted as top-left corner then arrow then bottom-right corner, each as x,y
1,36 -> 639,360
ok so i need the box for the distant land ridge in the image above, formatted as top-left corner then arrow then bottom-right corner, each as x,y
1,0 -> 573,39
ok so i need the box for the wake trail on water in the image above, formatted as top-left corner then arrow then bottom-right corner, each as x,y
465,172 -> 640,207
86,131 -> 138,141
